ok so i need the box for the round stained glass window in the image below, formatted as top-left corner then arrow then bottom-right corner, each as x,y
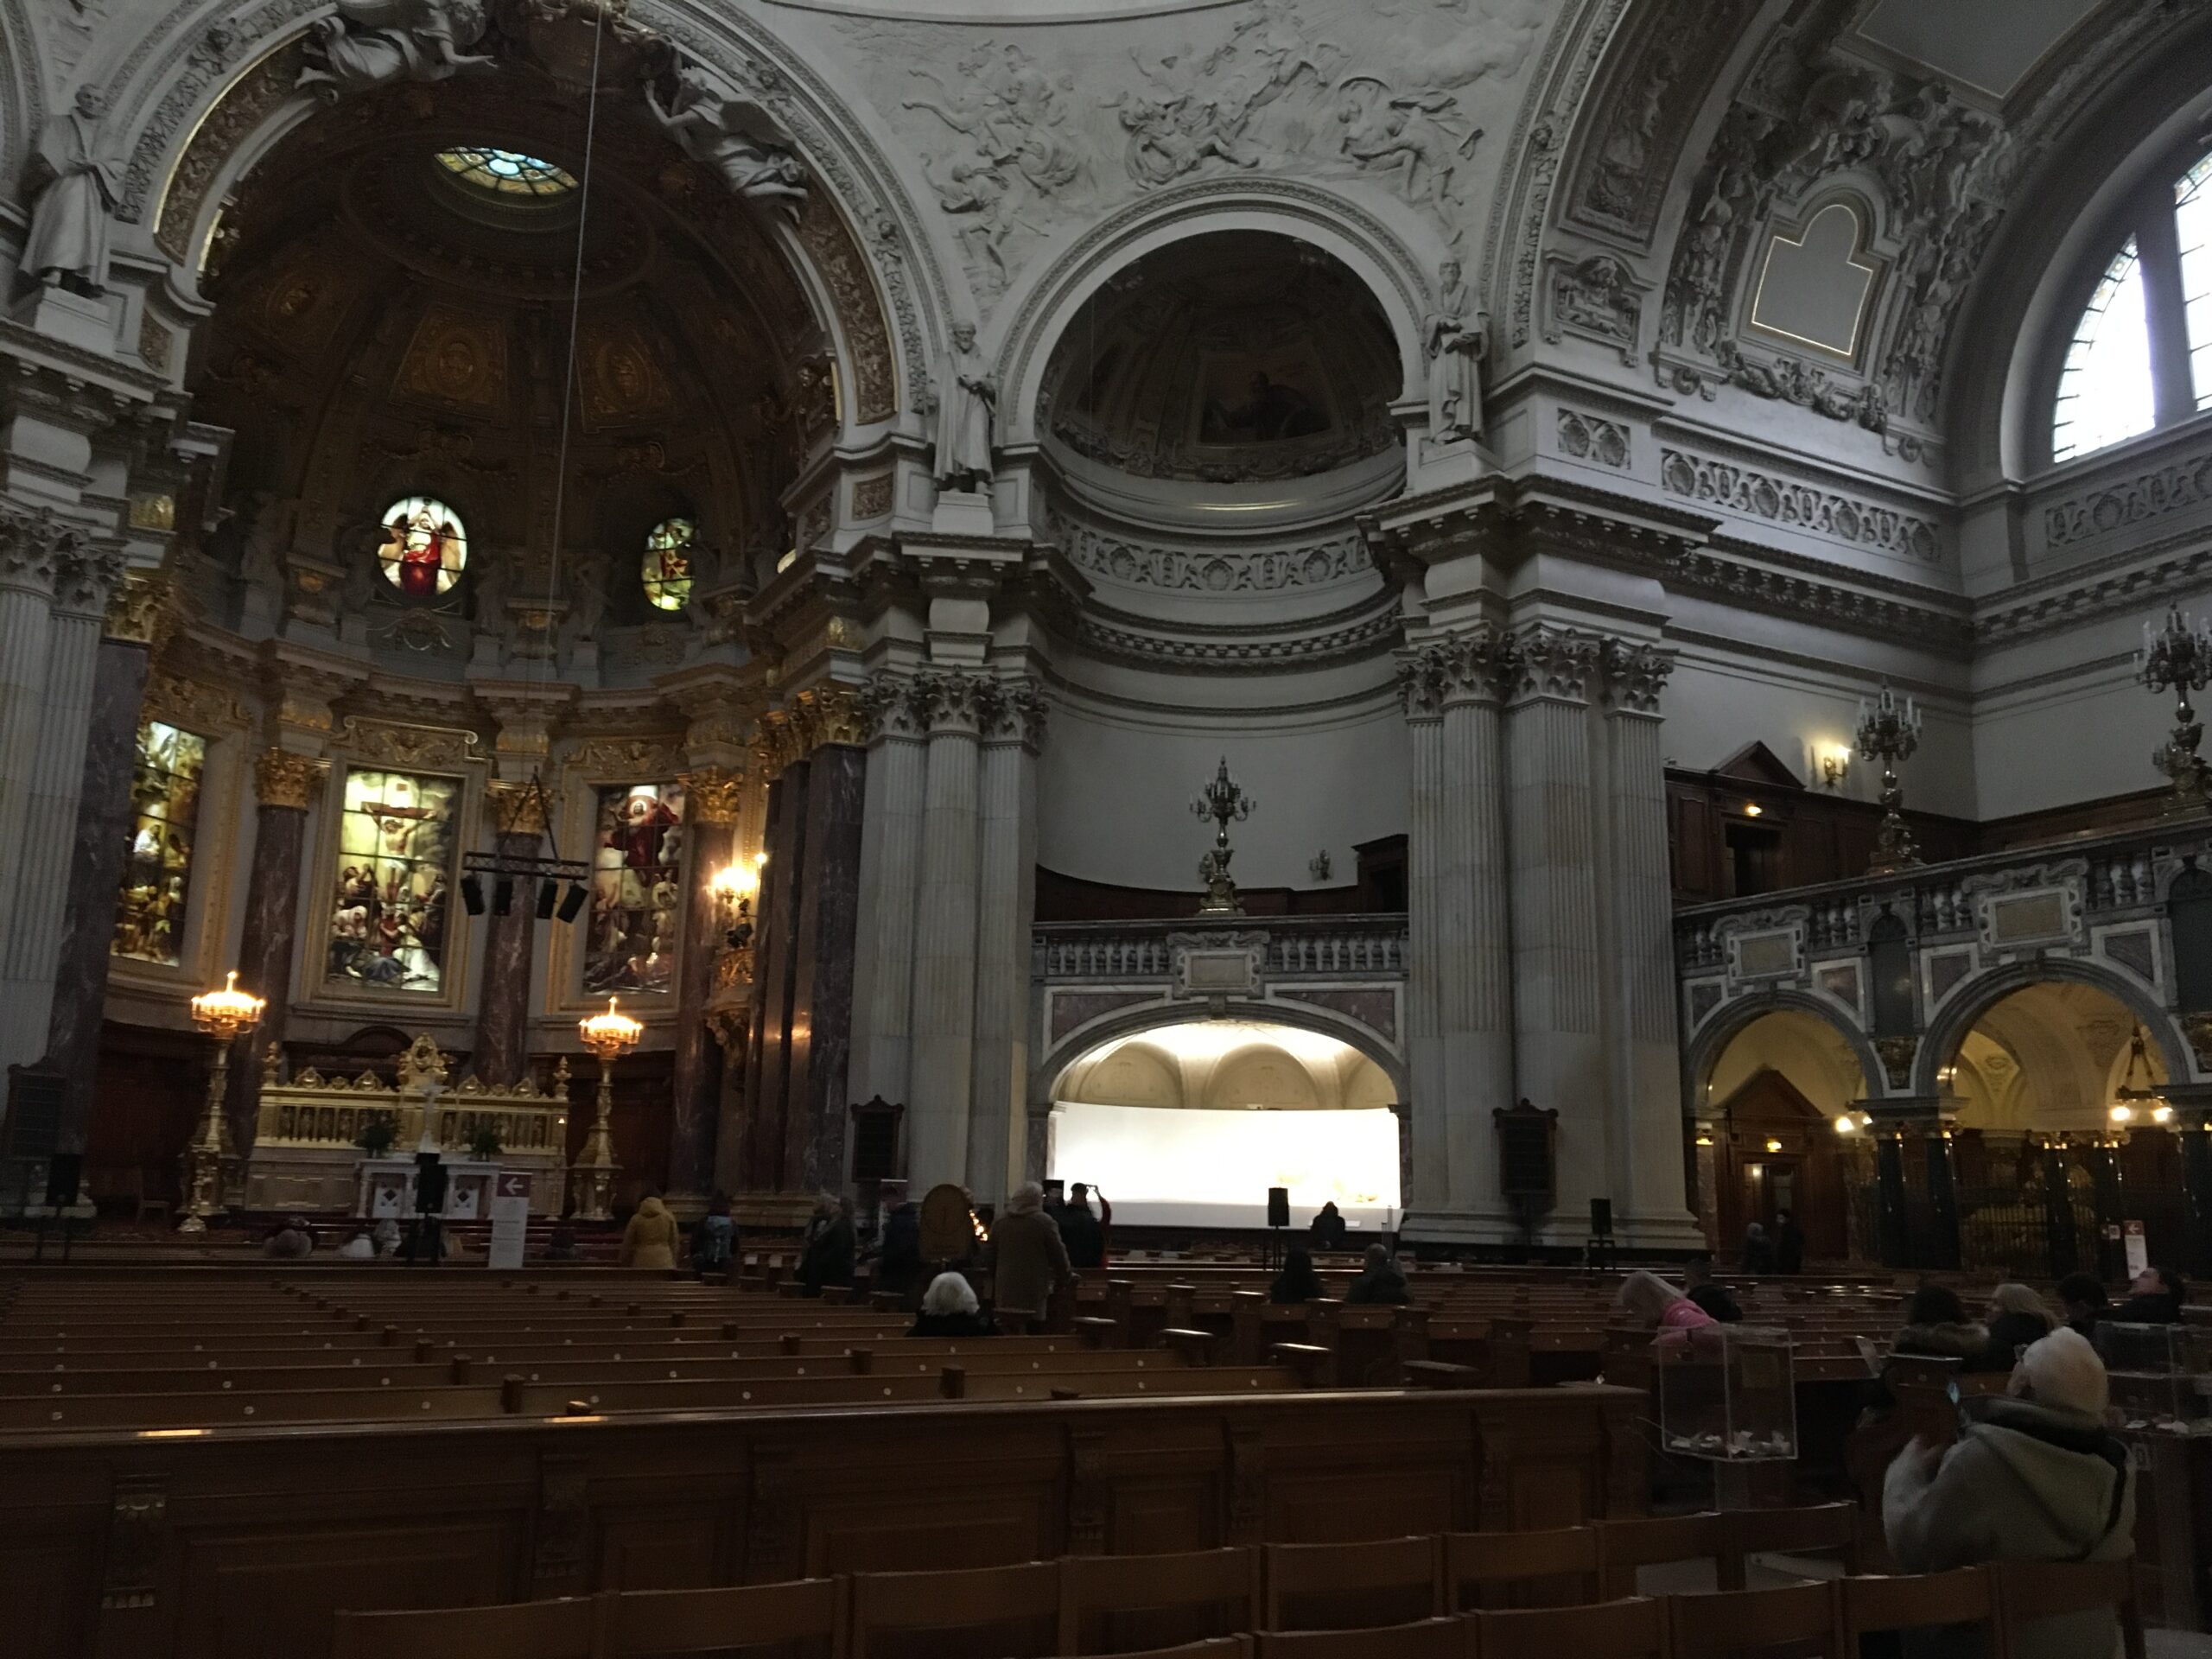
643,518 -> 696,612
377,497 -> 468,599
434,147 -> 578,199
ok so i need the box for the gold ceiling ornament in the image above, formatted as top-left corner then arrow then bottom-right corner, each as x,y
253,748 -> 327,810
486,778 -> 554,838
104,573 -> 173,645
678,766 -> 747,824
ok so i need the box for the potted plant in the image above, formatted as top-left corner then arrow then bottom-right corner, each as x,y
356,1115 -> 397,1158
467,1123 -> 504,1164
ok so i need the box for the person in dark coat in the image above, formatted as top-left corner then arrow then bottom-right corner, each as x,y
2113,1265 -> 2188,1324
1772,1209 -> 1805,1274
1058,1183 -> 1106,1269
1270,1246 -> 1322,1306
908,1272 -> 995,1338
1343,1243 -> 1408,1306
1682,1255 -> 1744,1323
2056,1272 -> 2109,1339
1891,1283 -> 1993,1367
798,1193 -> 855,1296
876,1195 -> 923,1302
1980,1283 -> 2056,1371
691,1193 -> 734,1275
986,1182 -> 1073,1333
1740,1221 -> 1774,1274
1309,1202 -> 1349,1251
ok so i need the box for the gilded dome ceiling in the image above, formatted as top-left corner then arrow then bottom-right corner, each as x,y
1040,232 -> 1402,489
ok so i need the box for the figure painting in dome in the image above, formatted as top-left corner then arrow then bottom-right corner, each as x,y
1196,351 -> 1332,444
585,782 -> 687,995
112,720 -> 207,966
325,768 -> 457,993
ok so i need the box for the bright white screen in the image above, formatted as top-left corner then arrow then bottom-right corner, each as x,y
1048,1101 -> 1401,1230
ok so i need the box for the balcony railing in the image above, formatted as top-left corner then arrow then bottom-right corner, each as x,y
1033,914 -> 1408,981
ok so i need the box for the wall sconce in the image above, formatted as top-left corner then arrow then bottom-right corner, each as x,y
1834,1115 -> 1858,1135
1743,803 -> 1764,817
1694,1129 -> 1714,1147
2110,1103 -> 2135,1124
710,852 -> 768,947
1820,746 -> 1852,789
1764,1137 -> 1783,1153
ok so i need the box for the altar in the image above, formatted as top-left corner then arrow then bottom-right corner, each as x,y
241,1034 -> 570,1217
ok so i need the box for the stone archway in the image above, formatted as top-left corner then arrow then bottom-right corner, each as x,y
1915,956 -> 2195,1099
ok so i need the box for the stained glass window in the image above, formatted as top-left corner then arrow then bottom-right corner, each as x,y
643,518 -> 696,612
113,720 -> 206,966
376,496 -> 468,599
435,147 -> 578,199
2177,150 -> 2212,410
2051,239 -> 2156,463
585,783 -> 687,995
327,769 -> 459,995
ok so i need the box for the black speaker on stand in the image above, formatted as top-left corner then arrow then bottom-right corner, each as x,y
1586,1196 -> 1617,1272
1265,1185 -> 1289,1269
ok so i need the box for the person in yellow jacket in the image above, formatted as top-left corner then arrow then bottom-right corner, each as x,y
619,1193 -> 679,1269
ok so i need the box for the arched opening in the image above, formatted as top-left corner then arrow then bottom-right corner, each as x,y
1046,1018 -> 1400,1231
1697,1008 -> 1873,1266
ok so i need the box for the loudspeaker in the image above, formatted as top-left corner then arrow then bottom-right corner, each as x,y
44,1152 -> 82,1209
1266,1186 -> 1290,1229
460,874 -> 486,916
492,877 -> 514,916
556,882 -> 588,924
414,1152 -> 448,1215
1589,1197 -> 1613,1236
536,879 -> 558,920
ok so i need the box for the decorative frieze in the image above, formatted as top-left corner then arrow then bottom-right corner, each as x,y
1545,255 -> 1643,364
143,670 -> 250,733
1056,518 -> 1370,594
561,734 -> 687,781
1556,410 -> 1630,470
335,715 -> 480,772
2042,445 -> 2212,549
1660,448 -> 1944,563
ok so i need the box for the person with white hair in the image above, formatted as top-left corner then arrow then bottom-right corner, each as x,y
1884,1327 -> 2133,1659
908,1272 -> 995,1338
985,1182 -> 1072,1334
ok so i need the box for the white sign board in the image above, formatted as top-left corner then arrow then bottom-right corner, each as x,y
487,1171 -> 531,1270
2123,1219 -> 2149,1278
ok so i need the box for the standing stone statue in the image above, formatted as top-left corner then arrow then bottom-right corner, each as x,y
296,0 -> 495,99
932,321 -> 996,493
646,66 -> 807,212
22,87 -> 122,295
1424,257 -> 1489,445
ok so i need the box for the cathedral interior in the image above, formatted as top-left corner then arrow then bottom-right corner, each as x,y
5,1 -> 2212,1648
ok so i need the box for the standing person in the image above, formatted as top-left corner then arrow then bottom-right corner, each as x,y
1740,1220 -> 1774,1274
1309,1201 -> 1349,1251
2055,1271 -> 2108,1338
1884,1330 -> 2133,1659
1772,1209 -> 1805,1274
692,1193 -> 734,1276
986,1182 -> 1073,1334
618,1194 -> 678,1270
1058,1182 -> 1106,1270
799,1194 -> 856,1297
875,1187 -> 923,1304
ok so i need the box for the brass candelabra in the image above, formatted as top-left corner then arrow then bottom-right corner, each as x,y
180,971 -> 264,1233
1855,683 -> 1923,874
1190,757 -> 1255,918
2140,604 -> 2212,817
571,995 -> 641,1221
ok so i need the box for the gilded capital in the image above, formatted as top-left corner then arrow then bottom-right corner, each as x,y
794,683 -> 867,750
679,766 -> 747,824
105,572 -> 171,645
752,710 -> 801,783
255,748 -> 327,809
486,779 -> 552,838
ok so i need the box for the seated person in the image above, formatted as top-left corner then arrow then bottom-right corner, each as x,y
335,1227 -> 376,1260
2113,1264 -> 2187,1325
1269,1245 -> 1322,1306
1616,1268 -> 1716,1344
1681,1255 -> 1743,1322
2056,1270 -> 2109,1338
1890,1283 -> 1992,1367
909,1272 -> 995,1338
1308,1201 -> 1349,1251
1343,1243 -> 1408,1306
262,1217 -> 314,1259
1884,1330 -> 2133,1659
1980,1282 -> 2056,1370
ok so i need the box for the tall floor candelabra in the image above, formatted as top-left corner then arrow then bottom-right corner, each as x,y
571,995 -> 641,1222
180,971 -> 264,1233
1191,757 -> 1255,918
1856,683 -> 1923,875
2140,605 -> 2212,817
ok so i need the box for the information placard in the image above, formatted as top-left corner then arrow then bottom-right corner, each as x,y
487,1171 -> 531,1270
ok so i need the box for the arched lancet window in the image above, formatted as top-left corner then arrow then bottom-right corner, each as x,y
642,517 -> 695,611
2050,146 -> 2212,463
377,496 -> 468,599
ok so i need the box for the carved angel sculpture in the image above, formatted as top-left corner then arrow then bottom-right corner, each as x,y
296,0 -> 496,99
647,66 -> 807,213
1424,259 -> 1488,445
22,87 -> 122,294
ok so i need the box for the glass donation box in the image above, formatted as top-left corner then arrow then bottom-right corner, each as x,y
1656,1324 -> 1798,1460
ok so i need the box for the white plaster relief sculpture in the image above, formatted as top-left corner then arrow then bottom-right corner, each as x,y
932,322 -> 996,493
22,87 -> 122,296
1424,259 -> 1488,445
1546,254 -> 1643,364
648,65 -> 809,214
296,0 -> 497,99
905,44 -> 1081,296
1338,79 -> 1483,211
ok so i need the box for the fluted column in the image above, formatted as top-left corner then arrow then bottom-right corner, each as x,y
1505,625 -> 1607,1239
1599,640 -> 1699,1242
225,751 -> 326,1150
49,575 -> 165,1156
849,677 -> 929,1111
0,511 -> 66,970
1397,655 -> 1449,1216
908,671 -> 983,1192
968,678 -> 1045,1204
471,780 -> 550,1087
0,539 -> 123,1077
668,768 -> 741,1198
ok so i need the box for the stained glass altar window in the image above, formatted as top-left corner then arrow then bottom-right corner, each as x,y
113,720 -> 206,966
585,782 -> 687,995
376,495 -> 468,599
435,147 -> 578,199
327,769 -> 459,995
642,517 -> 696,612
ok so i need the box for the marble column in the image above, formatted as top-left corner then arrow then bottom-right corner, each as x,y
0,511 -> 65,980
849,678 -> 928,1110
742,753 -> 807,1192
907,671 -> 983,1192
1503,626 -> 1607,1240
785,741 -> 866,1193
471,781 -> 549,1087
225,751 -> 325,1150
48,576 -> 163,1156
670,768 -> 742,1198
1396,655 -> 1449,1218
968,679 -> 1044,1204
1599,640 -> 1699,1242
0,539 -> 120,1078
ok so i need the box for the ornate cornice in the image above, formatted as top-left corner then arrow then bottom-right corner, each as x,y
254,747 -> 327,810
677,767 -> 747,825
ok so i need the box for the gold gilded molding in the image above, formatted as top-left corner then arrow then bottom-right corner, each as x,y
254,748 -> 327,809
486,779 -> 552,838
336,715 -> 481,772
792,194 -> 895,424
678,767 -> 746,824
105,574 -> 171,645
561,734 -> 685,781
156,44 -> 308,265
752,709 -> 801,783
127,494 -> 176,533
794,683 -> 866,749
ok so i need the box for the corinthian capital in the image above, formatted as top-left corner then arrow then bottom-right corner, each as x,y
1599,638 -> 1675,715
254,748 -> 327,810
1506,624 -> 1599,704
53,543 -> 127,617
679,766 -> 747,825
977,675 -> 1048,748
0,505 -> 80,594
912,668 -> 988,735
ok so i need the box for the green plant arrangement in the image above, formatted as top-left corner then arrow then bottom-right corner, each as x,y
356,1114 -> 397,1158
467,1123 -> 504,1163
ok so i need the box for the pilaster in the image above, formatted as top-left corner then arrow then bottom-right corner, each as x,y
907,670 -> 986,1192
225,749 -> 327,1148
849,675 -> 929,1113
669,766 -> 741,1196
969,677 -> 1046,1204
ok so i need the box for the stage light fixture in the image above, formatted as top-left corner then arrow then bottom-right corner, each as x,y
536,879 -> 558,920
557,881 -> 588,924
460,874 -> 485,916
492,877 -> 515,916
